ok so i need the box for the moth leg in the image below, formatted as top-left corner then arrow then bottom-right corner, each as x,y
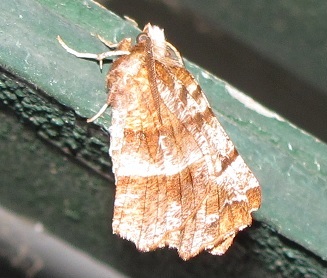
96,34 -> 118,49
57,36 -> 130,69
86,103 -> 109,123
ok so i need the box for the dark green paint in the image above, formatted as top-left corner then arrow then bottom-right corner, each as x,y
0,0 -> 327,277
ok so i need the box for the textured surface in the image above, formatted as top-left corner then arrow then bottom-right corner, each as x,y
0,0 -> 327,277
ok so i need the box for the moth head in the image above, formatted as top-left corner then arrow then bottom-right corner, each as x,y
140,23 -> 184,67
141,23 -> 166,58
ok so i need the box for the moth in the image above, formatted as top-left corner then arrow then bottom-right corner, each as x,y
58,23 -> 261,260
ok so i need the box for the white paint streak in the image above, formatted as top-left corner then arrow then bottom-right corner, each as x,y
201,71 -> 210,79
226,84 -> 285,121
314,159 -> 321,171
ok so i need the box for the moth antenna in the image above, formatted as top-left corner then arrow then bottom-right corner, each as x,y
87,103 -> 109,123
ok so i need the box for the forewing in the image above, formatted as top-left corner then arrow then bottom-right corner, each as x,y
108,46 -> 211,251
155,64 -> 261,259
107,45 -> 260,260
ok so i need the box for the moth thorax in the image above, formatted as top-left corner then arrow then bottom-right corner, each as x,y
145,24 -> 167,59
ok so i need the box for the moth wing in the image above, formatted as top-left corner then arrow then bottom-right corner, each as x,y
109,47 -> 260,259
109,49 -> 211,251
155,64 -> 261,259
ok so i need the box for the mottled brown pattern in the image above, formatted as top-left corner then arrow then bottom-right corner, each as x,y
58,23 -> 261,260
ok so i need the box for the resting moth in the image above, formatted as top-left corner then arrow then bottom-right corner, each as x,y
58,23 -> 261,260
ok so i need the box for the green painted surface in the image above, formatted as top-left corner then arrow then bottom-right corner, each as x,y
1,0 -> 327,277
